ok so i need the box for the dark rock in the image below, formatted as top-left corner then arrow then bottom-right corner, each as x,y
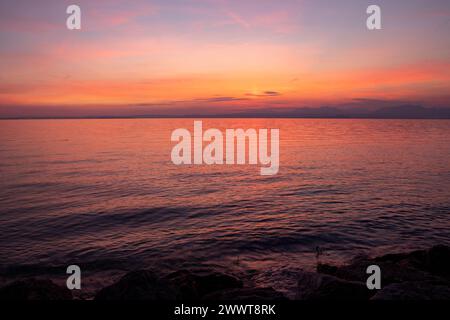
316,263 -> 338,274
314,245 -> 450,300
163,270 -> 201,300
95,268 -> 243,301
95,270 -> 180,300
371,280 -> 450,300
203,287 -> 287,301
296,271 -> 372,300
164,269 -> 243,299
0,279 -> 72,300
414,245 -> 450,279
317,247 -> 448,285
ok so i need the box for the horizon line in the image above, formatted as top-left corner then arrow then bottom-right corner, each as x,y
2,115 -> 450,120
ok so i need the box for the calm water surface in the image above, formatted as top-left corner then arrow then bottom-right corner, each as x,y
1,119 -> 449,296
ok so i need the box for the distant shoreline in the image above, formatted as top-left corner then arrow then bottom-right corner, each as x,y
1,105 -> 449,120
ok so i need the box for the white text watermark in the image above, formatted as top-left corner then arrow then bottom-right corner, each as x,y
171,121 -> 279,176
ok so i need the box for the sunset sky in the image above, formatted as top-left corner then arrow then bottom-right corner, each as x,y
0,0 -> 449,117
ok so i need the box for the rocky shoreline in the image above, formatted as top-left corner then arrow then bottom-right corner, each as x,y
1,245 -> 449,300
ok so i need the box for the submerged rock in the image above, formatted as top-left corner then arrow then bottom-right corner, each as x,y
317,259 -> 434,286
0,279 -> 72,300
296,271 -> 372,300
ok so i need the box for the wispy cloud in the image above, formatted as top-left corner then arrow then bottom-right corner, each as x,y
246,91 -> 282,97
225,10 -> 251,29
194,96 -> 249,103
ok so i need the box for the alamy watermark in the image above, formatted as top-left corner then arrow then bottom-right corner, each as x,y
65,4 -> 381,31
66,265 -> 81,290
366,264 -> 382,290
66,5 -> 81,30
171,121 -> 280,176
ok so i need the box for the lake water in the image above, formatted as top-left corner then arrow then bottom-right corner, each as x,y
1,119 -> 449,296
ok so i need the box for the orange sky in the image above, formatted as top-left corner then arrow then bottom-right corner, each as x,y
0,0 -> 449,117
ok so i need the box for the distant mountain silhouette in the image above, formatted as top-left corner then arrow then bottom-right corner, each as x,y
369,105 -> 450,119
215,105 -> 450,119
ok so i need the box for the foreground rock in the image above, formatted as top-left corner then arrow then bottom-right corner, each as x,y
314,245 -> 450,300
203,287 -> 287,301
163,269 -> 243,299
371,281 -> 450,300
95,268 -> 285,300
2,246 -> 447,300
95,270 -> 180,300
318,245 -> 450,285
0,279 -> 72,300
296,271 -> 372,300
